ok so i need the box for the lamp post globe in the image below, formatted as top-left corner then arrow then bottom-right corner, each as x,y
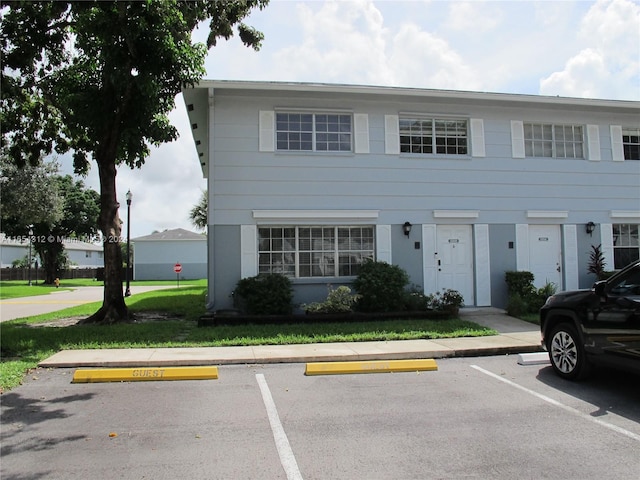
125,190 -> 132,297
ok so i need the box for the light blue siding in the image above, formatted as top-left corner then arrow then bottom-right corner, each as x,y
186,83 -> 639,311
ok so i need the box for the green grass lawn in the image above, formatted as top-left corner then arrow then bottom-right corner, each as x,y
0,285 -> 497,392
0,278 -> 206,300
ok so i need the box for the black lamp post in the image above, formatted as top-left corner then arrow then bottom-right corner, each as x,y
125,190 -> 132,297
28,226 -> 33,286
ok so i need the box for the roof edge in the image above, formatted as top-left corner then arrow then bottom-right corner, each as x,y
186,79 -> 639,109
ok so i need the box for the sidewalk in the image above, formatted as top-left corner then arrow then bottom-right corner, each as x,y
38,307 -> 544,368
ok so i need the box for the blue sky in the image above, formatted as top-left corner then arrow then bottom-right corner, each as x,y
60,0 -> 640,239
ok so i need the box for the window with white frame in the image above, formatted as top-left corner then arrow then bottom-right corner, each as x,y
613,224 -> 639,269
524,123 -> 584,158
258,226 -> 374,278
623,127 -> 640,160
275,113 -> 352,152
399,117 -> 468,155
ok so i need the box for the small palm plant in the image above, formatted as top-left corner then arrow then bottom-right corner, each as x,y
587,244 -> 607,280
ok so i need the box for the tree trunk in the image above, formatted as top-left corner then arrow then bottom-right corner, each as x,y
35,241 -> 63,284
80,157 -> 131,324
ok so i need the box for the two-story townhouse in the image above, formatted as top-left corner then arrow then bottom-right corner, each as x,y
183,80 -> 640,311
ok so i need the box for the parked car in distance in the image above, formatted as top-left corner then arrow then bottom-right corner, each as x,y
540,260 -> 640,380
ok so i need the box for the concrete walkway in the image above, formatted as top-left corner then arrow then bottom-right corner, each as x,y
37,307 -> 544,368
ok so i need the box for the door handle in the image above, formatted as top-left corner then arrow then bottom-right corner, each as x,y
557,265 -> 561,273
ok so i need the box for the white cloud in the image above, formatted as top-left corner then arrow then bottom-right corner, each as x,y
388,23 -> 481,90
271,0 -> 392,85
540,0 -> 640,100
445,1 -> 503,32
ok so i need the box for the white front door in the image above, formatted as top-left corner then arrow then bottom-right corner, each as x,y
528,225 -> 562,289
436,225 -> 474,306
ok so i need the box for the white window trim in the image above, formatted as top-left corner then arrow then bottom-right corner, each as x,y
586,124 -> 601,161
433,210 -> 479,219
253,210 -> 379,224
385,115 -> 400,155
610,125 -> 624,161
527,210 -> 568,219
610,211 -> 640,219
353,113 -> 370,154
563,224 -> 579,290
600,223 -> 614,270
474,224 -> 491,306
511,120 -> 525,158
271,111 -> 354,153
470,118 -> 486,158
240,225 -> 258,278
256,225 -> 377,279
522,122 -> 585,159
375,225 -> 392,264
397,114 -> 472,157
259,111 -> 275,152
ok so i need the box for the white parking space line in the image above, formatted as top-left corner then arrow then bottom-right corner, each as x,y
470,365 -> 640,443
256,373 -> 304,480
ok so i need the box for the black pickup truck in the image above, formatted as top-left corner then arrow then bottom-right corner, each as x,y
540,260 -> 640,380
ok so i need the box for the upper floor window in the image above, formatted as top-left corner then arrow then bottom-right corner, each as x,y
613,224 -> 639,269
524,123 -> 584,158
399,118 -> 468,155
276,113 -> 352,152
258,226 -> 374,278
623,127 -> 640,160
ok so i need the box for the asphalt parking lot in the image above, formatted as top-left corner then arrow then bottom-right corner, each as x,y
2,355 -> 639,480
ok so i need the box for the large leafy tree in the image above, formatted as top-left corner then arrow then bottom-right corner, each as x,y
1,156 -> 100,283
1,0 -> 268,323
0,156 -> 64,229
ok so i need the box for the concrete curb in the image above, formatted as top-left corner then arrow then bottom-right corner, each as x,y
39,334 -> 544,369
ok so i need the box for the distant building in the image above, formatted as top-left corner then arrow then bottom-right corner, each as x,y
0,233 -> 103,268
132,228 -> 207,280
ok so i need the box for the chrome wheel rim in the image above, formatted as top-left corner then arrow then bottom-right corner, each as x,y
550,331 -> 578,374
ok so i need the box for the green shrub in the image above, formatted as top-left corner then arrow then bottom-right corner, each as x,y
505,271 -> 535,298
429,289 -> 464,312
527,282 -> 557,312
233,274 -> 293,315
506,293 -> 528,317
505,275 -> 557,316
303,285 -> 360,314
403,284 -> 431,311
353,260 -> 409,312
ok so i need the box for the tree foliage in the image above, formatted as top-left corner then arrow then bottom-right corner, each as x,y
190,189 -> 208,230
1,0 -> 268,323
1,155 -> 100,283
0,156 -> 64,227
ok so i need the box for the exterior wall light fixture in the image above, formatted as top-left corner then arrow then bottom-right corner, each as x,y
586,221 -> 596,236
403,221 -> 412,237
